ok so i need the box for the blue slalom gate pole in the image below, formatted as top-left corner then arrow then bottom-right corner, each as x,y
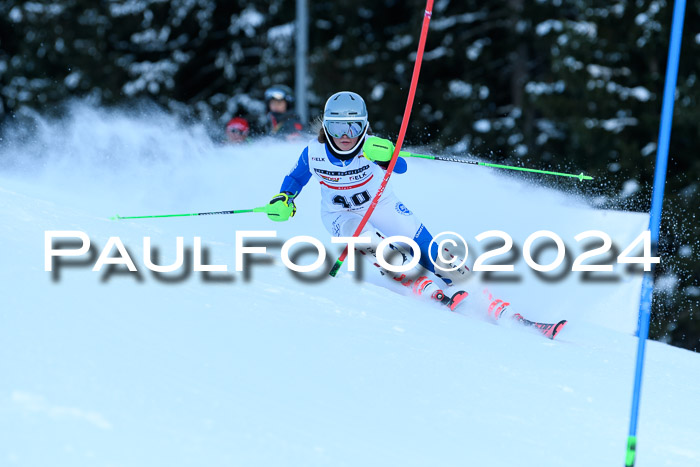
625,1 -> 687,466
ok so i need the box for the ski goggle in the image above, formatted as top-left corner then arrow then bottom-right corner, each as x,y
324,120 -> 367,138
265,88 -> 289,101
227,125 -> 248,135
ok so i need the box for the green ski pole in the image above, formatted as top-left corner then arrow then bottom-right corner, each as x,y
364,136 -> 593,181
111,206 -> 269,220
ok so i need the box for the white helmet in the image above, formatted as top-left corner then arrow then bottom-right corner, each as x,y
322,91 -> 369,157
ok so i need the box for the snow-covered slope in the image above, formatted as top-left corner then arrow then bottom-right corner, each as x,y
1,107 -> 698,467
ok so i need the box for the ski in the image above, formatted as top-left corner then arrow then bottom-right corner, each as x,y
512,313 -> 568,340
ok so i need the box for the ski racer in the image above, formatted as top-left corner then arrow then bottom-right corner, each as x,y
264,90 -> 470,311
263,90 -> 567,338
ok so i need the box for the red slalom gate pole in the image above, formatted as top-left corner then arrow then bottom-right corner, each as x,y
329,0 -> 434,277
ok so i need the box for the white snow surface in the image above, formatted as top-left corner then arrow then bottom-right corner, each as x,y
1,106 -> 699,466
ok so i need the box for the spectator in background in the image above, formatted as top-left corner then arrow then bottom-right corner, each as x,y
225,117 -> 250,144
264,85 -> 304,139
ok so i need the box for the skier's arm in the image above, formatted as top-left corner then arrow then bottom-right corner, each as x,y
362,136 -> 407,174
279,146 -> 312,196
267,147 -> 312,222
374,156 -> 407,174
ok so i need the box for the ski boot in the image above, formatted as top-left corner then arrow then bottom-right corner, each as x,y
433,241 -> 471,287
483,289 -> 512,320
413,276 -> 468,311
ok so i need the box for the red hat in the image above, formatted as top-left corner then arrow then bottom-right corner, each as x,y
226,117 -> 250,134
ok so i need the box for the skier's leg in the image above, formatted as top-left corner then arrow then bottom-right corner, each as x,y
322,209 -> 466,309
480,287 -> 567,338
370,195 -> 471,287
322,209 -> 424,287
356,226 -> 469,311
481,288 -> 515,321
429,232 -> 472,286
